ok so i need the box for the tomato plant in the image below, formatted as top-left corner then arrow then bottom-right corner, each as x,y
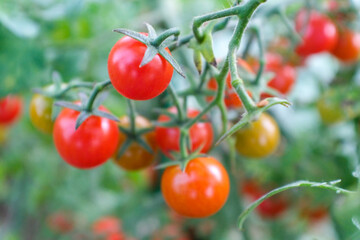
235,113 -> 280,158
155,107 -> 213,157
295,10 -> 338,57
331,28 -> 360,63
0,95 -> 23,126
113,115 -> 157,171
53,105 -> 119,169
29,94 -> 54,134
161,156 -> 230,218
108,35 -> 174,100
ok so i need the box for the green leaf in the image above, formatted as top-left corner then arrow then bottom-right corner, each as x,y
154,161 -> 181,170
113,28 -> 149,44
116,139 -> 132,159
140,45 -> 159,67
75,111 -> 91,129
54,101 -> 82,112
216,113 -> 251,145
193,49 -> 203,74
158,48 -> 185,78
92,109 -> 119,122
145,23 -> 157,39
136,137 -> 153,154
93,91 -> 109,109
52,71 -> 62,90
51,104 -> 61,121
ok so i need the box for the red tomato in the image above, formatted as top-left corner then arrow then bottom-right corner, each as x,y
295,10 -> 338,57
47,211 -> 74,234
155,107 -> 213,157
300,205 -> 328,222
0,95 -> 22,126
108,34 -> 173,100
207,59 -> 253,108
331,28 -> 360,63
92,216 -> 121,236
161,156 -> 230,218
53,105 -> 119,169
106,232 -> 126,240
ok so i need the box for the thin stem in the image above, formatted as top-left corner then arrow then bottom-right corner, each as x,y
85,80 -> 112,111
241,32 -> 255,59
276,8 -> 302,44
251,26 -> 265,85
151,28 -> 180,47
55,82 -> 94,98
167,85 -> 185,121
127,99 -> 136,135
180,128 -> 189,159
197,63 -> 210,90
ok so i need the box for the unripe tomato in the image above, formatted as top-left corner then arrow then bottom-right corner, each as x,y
161,156 -> 230,218
331,28 -> 360,63
235,113 -> 280,158
92,216 -> 121,236
29,94 -> 54,134
155,107 -> 213,157
0,95 -> 23,126
207,59 -> 254,108
108,35 -> 173,100
113,116 -> 157,171
295,10 -> 338,57
47,211 -> 74,234
53,105 -> 119,169
316,93 -> 344,125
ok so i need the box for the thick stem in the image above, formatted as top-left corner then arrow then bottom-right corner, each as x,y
85,80 -> 112,111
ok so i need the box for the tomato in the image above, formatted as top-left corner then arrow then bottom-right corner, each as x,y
113,115 -> 157,171
92,216 -> 121,236
316,94 -> 344,125
0,95 -> 22,126
108,35 -> 173,100
47,211 -> 74,234
300,205 -> 328,222
29,94 -> 54,134
161,156 -> 230,218
207,59 -> 253,108
155,107 -> 213,157
235,113 -> 280,158
295,10 -> 338,57
331,28 -> 360,63
53,104 -> 119,169
106,232 -> 126,240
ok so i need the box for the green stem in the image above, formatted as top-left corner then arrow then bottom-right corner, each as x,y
241,32 -> 255,59
85,80 -> 112,111
180,128 -> 189,159
167,85 -> 185,121
127,99 -> 136,135
251,26 -> 265,85
276,8 -> 302,44
197,63 -> 210,90
151,28 -> 180,47
55,82 -> 94,98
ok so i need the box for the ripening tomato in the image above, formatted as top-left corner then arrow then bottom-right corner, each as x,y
235,113 -> 280,158
53,105 -> 119,169
161,156 -> 230,218
155,107 -> 213,157
113,116 -> 157,171
29,94 -> 54,134
295,10 -> 338,57
207,59 -> 253,108
108,35 -> 173,100
92,216 -> 121,236
0,95 -> 23,126
47,211 -> 74,234
331,28 -> 360,63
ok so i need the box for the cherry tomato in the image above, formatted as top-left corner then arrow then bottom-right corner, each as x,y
53,105 -> 119,169
207,59 -> 253,108
29,94 -> 54,134
106,232 -> 126,240
92,216 -> 121,236
295,10 -> 338,57
0,95 -> 23,126
235,113 -> 280,158
108,35 -> 173,100
155,107 -> 213,157
113,116 -> 157,171
331,28 -> 360,63
316,93 -> 344,125
161,156 -> 230,218
47,211 -> 74,234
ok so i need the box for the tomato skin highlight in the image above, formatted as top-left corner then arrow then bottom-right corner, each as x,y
113,116 -> 157,171
0,95 -> 23,126
331,28 -> 360,63
108,35 -> 173,100
53,105 -> 119,169
235,113 -> 280,158
29,94 -> 54,134
155,108 -> 213,157
161,156 -> 230,218
295,10 -> 338,57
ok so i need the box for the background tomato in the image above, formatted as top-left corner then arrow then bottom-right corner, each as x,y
235,113 -> 280,158
113,115 -> 157,171
161,156 -> 230,218
53,105 -> 119,169
155,108 -> 213,157
108,35 -> 173,100
0,95 -> 23,126
47,211 -> 74,234
331,28 -> 360,63
295,10 -> 338,57
29,94 -> 54,134
92,216 -> 121,236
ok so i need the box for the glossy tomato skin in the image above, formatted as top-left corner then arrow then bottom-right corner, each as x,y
155,108 -> 213,157
53,105 -> 119,169
29,94 -> 54,134
161,156 -> 230,218
0,95 -> 22,126
295,10 -> 338,57
331,28 -> 360,63
92,216 -> 121,236
235,113 -> 280,158
108,35 -> 173,100
113,116 -> 157,171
